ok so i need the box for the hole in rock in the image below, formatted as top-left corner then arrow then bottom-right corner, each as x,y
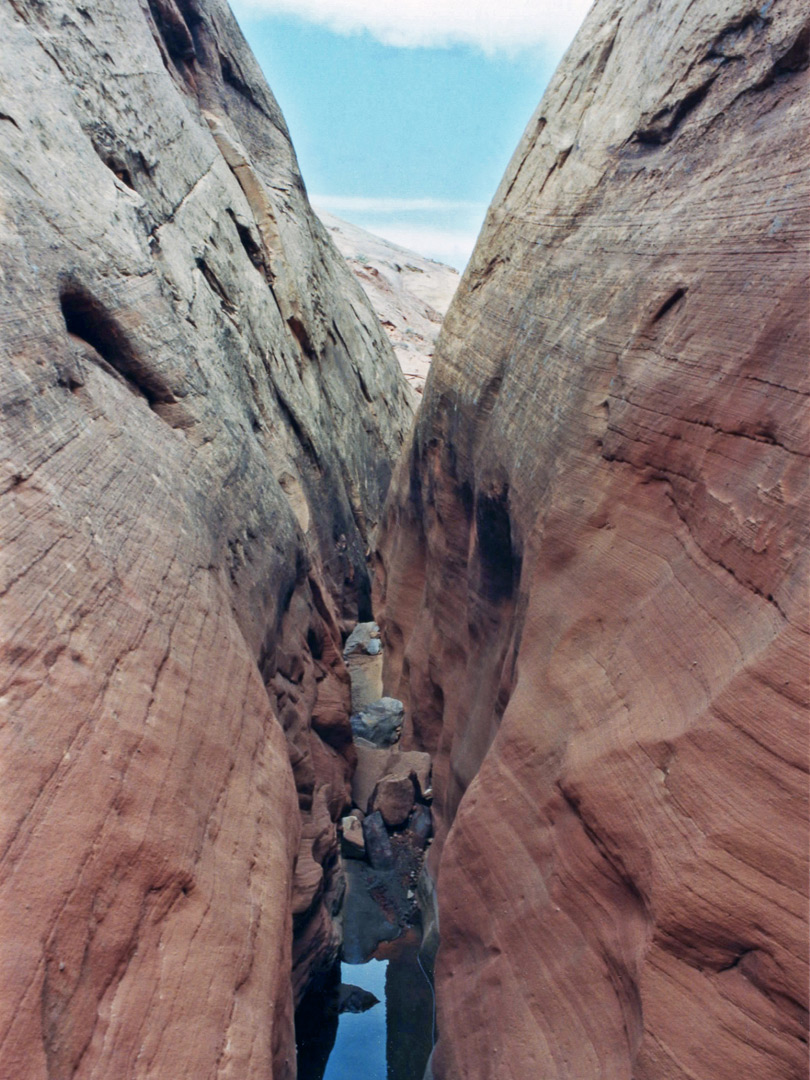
306,626 -> 323,661
147,0 -> 196,63
475,487 -> 520,603
287,315 -> 316,360
652,286 -> 687,323
59,282 -> 175,410
220,52 -> 263,109
226,209 -> 267,274
773,22 -> 810,78
196,257 -> 237,317
104,157 -> 136,190
636,77 -> 717,145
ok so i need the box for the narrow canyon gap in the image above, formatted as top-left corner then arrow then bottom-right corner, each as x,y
375,0 -> 809,1077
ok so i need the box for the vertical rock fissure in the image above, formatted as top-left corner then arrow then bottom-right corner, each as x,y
294,620 -> 438,1080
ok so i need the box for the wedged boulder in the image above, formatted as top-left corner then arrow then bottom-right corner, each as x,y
350,697 -> 405,747
390,749 -> 432,800
351,741 -> 432,813
345,651 -> 384,712
352,739 -> 394,813
344,622 -> 382,657
362,811 -> 395,871
370,774 -> 415,828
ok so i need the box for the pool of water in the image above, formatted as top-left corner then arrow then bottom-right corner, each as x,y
297,925 -> 435,1080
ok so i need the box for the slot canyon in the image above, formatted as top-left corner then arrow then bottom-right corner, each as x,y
0,0 -> 807,1078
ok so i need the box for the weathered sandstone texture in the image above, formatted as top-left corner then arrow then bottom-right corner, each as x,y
376,0 -> 809,1076
318,210 -> 459,397
0,0 -> 412,1076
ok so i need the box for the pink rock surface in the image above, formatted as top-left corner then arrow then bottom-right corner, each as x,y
376,0 -> 809,1076
370,775 -> 415,828
0,0 -> 411,1075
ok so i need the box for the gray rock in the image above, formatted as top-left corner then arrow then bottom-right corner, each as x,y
346,651 -> 384,712
344,623 -> 384,710
362,811 -> 395,871
409,804 -> 433,849
350,697 -> 405,748
343,622 -> 381,657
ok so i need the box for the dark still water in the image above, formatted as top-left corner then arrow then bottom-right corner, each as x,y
296,926 -> 435,1080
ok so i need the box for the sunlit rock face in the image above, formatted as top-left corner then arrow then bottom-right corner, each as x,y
0,0 -> 412,1076
318,210 -> 460,398
375,0 -> 809,1076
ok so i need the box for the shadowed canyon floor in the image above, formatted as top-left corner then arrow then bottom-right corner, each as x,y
1,0 -> 808,1077
296,623 -> 436,1080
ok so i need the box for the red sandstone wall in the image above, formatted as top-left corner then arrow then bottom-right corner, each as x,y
0,0 -> 411,1075
376,1 -> 809,1075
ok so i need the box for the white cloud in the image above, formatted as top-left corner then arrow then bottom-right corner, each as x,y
232,0 -> 593,54
312,195 -> 487,215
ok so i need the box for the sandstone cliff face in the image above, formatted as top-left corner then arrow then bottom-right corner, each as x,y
376,1 -> 809,1076
318,211 -> 460,397
0,1 -> 412,1076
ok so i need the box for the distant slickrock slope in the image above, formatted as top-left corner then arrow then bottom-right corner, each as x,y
317,211 -> 459,396
0,1 -> 412,1077
376,0 -> 809,1077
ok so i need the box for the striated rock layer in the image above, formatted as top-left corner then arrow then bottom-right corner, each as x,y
318,210 -> 460,398
0,1 -> 412,1076
376,0 -> 810,1076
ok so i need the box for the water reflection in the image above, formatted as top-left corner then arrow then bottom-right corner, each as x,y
381,930 -> 435,1078
297,928 -> 434,1080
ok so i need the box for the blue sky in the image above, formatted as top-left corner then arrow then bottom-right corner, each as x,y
230,2 -> 591,267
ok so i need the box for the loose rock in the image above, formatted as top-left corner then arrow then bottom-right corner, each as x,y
350,697 -> 405,748
390,749 -> 432,799
343,622 -> 381,657
352,740 -> 394,812
370,774 -> 415,828
337,984 -> 380,1014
